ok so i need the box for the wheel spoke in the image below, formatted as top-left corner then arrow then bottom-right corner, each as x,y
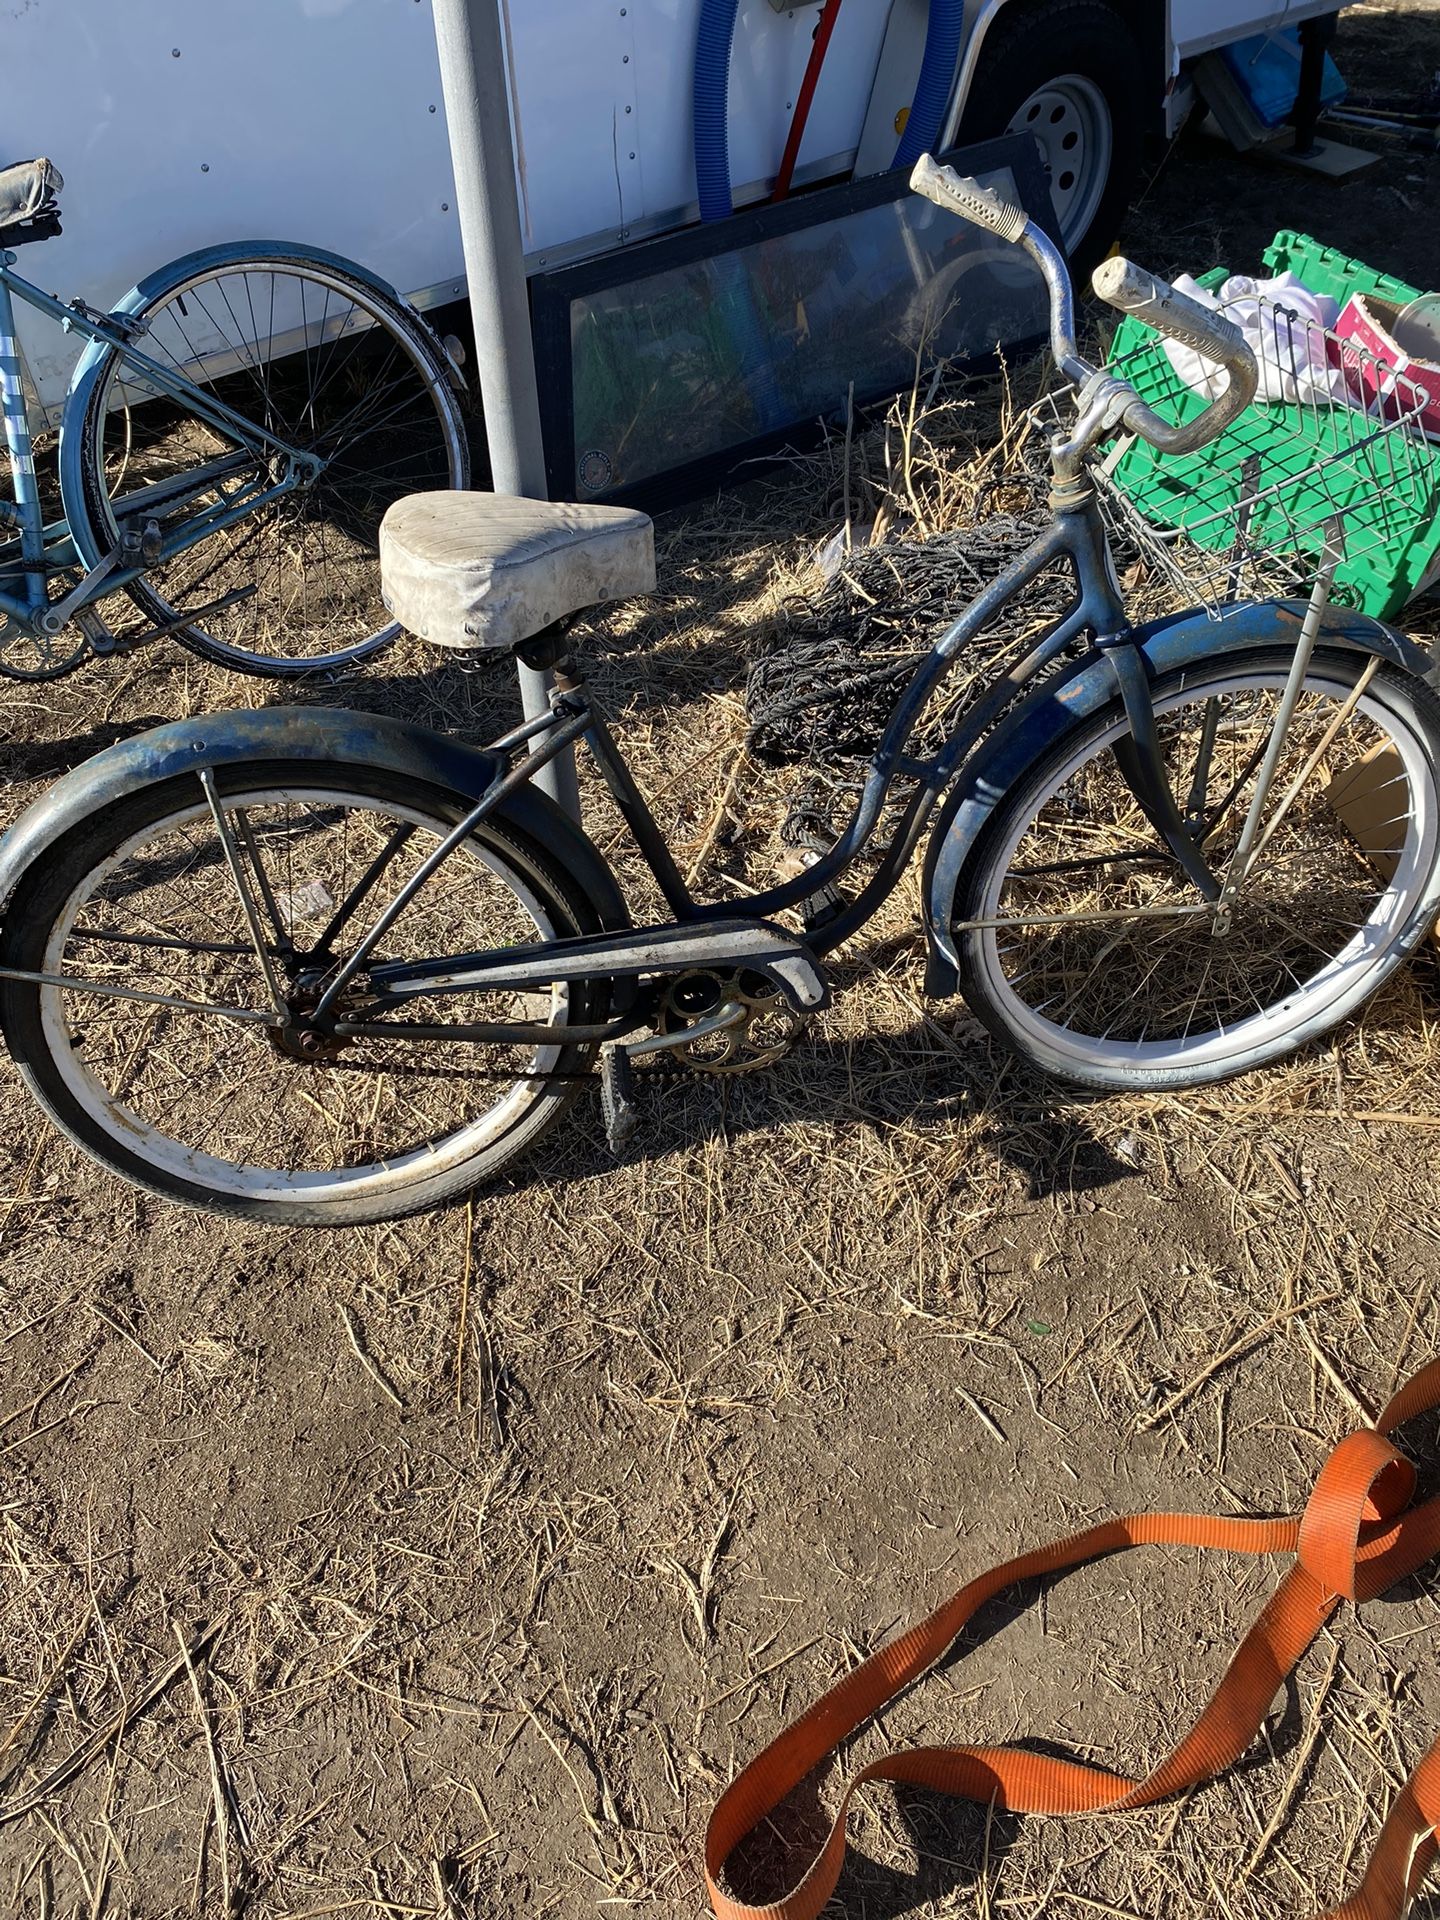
83,261 -> 460,671
312,821 -> 419,956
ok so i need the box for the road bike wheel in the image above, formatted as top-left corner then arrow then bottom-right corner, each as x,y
949,648 -> 1440,1090
76,255 -> 467,677
0,764 -> 606,1224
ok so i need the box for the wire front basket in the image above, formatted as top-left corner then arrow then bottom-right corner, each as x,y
1090,288 -> 1440,617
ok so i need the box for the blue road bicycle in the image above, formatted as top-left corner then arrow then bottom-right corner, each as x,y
0,158 -> 467,681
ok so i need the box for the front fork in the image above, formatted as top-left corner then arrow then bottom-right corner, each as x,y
1106,637 -> 1223,902
1101,528 -> 1345,930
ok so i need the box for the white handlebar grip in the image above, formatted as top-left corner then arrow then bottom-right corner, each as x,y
1091,254 -> 1260,452
909,155 -> 1029,243
1091,256 -> 1249,369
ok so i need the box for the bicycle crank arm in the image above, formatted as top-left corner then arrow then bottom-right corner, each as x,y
625,1000 -> 747,1058
367,919 -> 830,1015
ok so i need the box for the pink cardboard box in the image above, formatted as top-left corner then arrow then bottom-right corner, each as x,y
1335,292 -> 1440,439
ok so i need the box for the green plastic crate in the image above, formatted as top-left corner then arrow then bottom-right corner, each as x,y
1102,232 -> 1440,619
1263,229 -> 1419,309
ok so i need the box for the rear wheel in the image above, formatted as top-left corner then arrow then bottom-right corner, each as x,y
950,650 -> 1440,1089
77,254 -> 468,677
0,764 -> 605,1224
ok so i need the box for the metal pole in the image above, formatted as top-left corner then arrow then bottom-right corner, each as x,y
430,0 -> 579,817
1290,10 -> 1339,159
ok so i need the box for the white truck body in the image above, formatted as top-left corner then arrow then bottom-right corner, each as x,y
6,0 -> 1347,419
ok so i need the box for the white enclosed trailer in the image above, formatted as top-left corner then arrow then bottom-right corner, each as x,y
7,0 -> 1349,422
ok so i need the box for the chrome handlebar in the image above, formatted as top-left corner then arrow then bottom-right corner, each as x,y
908,154 -> 1259,458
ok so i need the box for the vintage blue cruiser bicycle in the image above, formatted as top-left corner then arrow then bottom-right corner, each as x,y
1,157 -> 1438,1224
0,157 -> 466,680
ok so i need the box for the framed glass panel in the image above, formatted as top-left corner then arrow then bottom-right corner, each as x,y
531,134 -> 1059,509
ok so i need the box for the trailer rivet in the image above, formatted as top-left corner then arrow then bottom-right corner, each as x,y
441,202 -> 450,212
171,48 -> 181,57
622,53 -> 630,62
429,104 -> 437,113
625,104 -> 632,114
201,164 -> 210,173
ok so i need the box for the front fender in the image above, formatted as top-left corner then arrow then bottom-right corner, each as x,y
922,599 -> 1439,994
0,706 -> 631,936
59,239 -> 413,565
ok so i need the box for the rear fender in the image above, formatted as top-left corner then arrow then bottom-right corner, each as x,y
921,599 -> 1440,994
0,706 -> 631,935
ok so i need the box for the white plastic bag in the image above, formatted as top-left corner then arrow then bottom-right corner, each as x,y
1162,271 -> 1348,406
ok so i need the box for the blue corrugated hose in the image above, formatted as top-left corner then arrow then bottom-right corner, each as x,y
893,0 -> 966,170
692,0 -> 786,427
694,0 -> 741,221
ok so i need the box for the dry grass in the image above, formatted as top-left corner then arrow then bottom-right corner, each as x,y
3,5 -> 1440,1913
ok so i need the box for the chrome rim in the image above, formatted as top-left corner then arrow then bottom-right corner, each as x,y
37,786 -> 571,1204
969,666 -> 1440,1076
1007,73 -> 1113,251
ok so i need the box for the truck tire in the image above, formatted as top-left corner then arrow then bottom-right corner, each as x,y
955,0 -> 1145,279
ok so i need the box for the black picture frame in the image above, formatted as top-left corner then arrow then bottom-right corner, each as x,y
528,133 -> 1061,512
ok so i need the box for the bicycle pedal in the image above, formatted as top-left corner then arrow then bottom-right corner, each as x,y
599,1043 -> 639,1156
74,608 -> 116,654
801,886 -> 849,933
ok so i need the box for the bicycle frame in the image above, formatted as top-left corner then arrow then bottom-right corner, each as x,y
319,486 -> 1208,1033
0,254 -> 316,632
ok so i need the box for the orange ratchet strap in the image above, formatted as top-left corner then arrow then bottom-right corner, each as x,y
706,1357 -> 1440,1920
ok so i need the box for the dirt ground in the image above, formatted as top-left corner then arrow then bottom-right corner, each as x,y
3,3 -> 1440,1917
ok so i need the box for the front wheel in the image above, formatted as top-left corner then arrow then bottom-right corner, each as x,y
0,763 -> 606,1224
76,252 -> 468,677
949,649 -> 1440,1091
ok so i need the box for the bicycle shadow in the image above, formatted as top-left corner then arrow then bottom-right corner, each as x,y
0,712 -> 175,787
514,913 -> 1440,1206
524,1008 -> 1146,1208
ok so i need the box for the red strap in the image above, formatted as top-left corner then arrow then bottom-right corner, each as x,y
705,1360 -> 1440,1920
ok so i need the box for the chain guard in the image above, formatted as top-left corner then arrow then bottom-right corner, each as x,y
655,968 -> 809,1077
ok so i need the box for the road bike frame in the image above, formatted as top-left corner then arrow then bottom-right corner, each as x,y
0,252 -> 316,635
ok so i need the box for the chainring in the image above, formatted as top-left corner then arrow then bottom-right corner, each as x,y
0,597 -> 96,681
656,968 -> 808,1076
